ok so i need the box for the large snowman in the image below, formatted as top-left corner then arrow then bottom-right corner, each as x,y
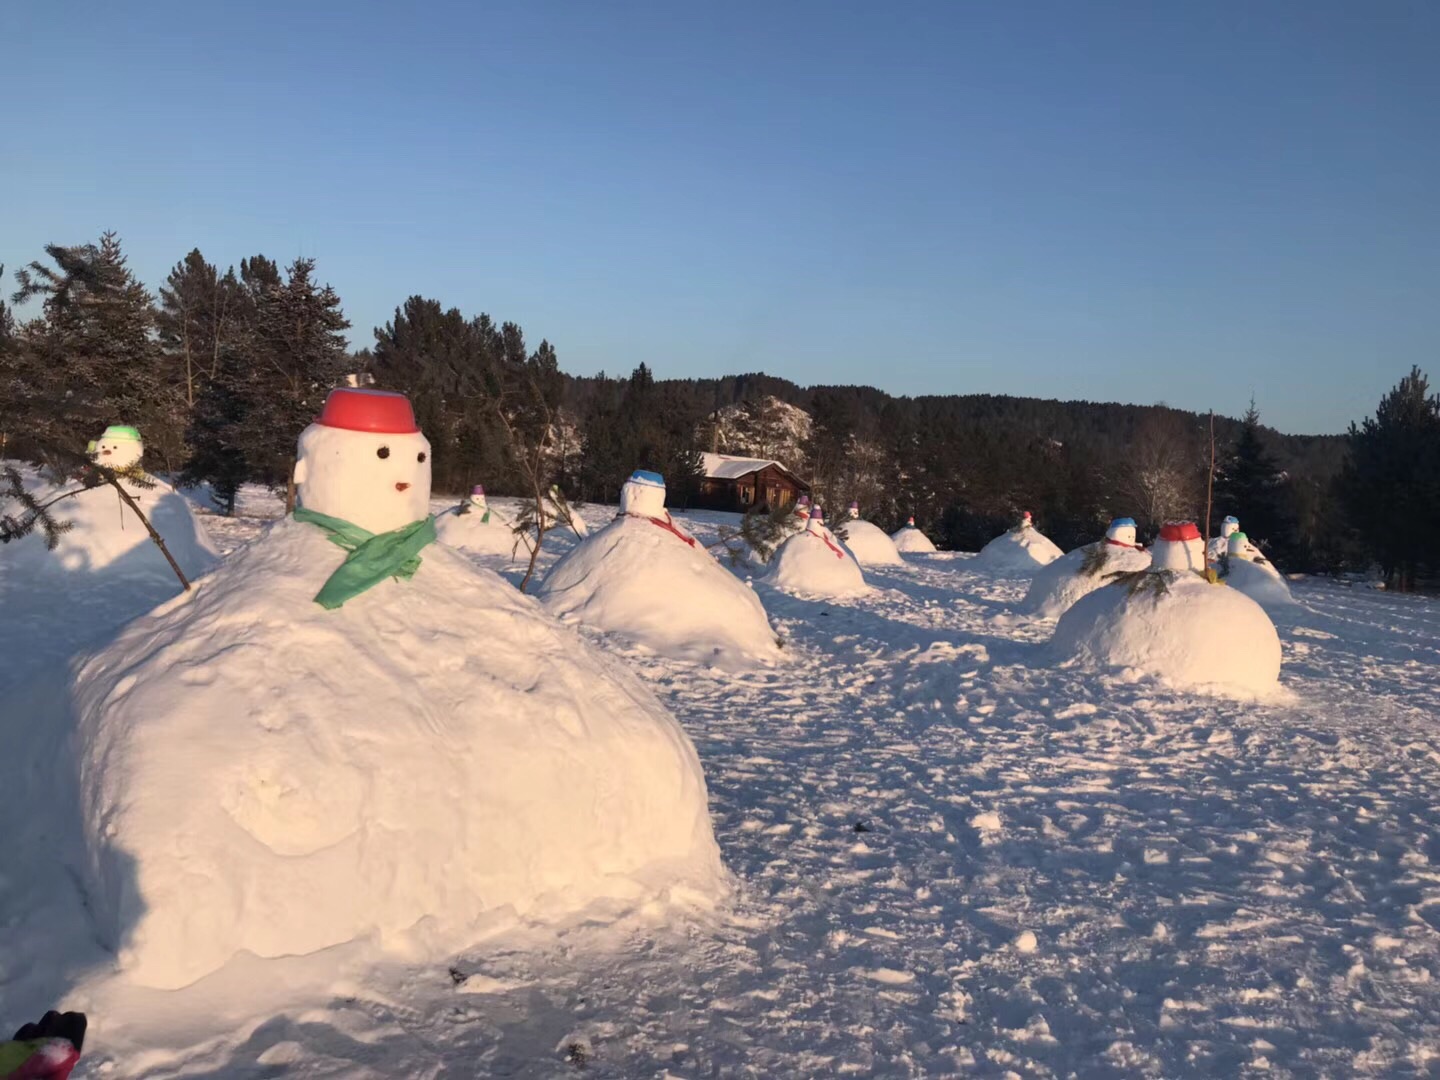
537,470 -> 782,668
840,501 -> 903,567
1219,530 -> 1296,609
5,424 -> 219,584
435,483 -> 524,559
1021,516 -> 1152,619
53,389 -> 724,989
972,510 -> 1064,574
1052,521 -> 1282,697
891,516 -> 938,554
767,506 -> 868,598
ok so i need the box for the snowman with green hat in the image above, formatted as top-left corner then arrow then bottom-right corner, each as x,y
90,424 -> 145,470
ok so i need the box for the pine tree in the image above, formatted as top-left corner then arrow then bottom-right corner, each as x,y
9,233 -> 174,462
157,249 -> 241,412
1213,401 -> 1299,562
1338,367 -> 1440,589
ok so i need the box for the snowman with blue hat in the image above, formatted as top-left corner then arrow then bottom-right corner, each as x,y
1022,516 -> 1152,619
1208,515 -> 1241,562
538,468 -> 782,668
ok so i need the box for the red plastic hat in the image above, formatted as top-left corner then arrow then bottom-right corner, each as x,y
314,388 -> 419,434
1158,521 -> 1201,542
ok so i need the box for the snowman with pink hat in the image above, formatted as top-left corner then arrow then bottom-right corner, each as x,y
891,514 -> 937,554
435,482 -> 526,560
840,500 -> 904,566
768,505 -> 868,598
51,387 -> 726,989
973,509 -> 1063,575
1052,520 -> 1282,696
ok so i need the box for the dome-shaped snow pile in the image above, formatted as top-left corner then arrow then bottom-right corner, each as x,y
60,521 -> 724,989
1052,522 -> 1282,697
1021,517 -> 1151,619
891,517 -> 937,554
768,510 -> 868,598
972,512 -> 1063,575
47,393 -> 725,990
537,472 -> 781,668
840,505 -> 903,566
6,468 -> 220,585
435,485 -> 523,559
1220,532 -> 1296,609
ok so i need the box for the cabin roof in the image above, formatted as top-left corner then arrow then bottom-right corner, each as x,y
701,452 -> 802,482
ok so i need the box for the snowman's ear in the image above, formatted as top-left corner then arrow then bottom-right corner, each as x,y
293,457 -> 308,486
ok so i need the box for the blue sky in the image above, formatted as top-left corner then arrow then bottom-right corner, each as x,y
3,1 -> 1436,434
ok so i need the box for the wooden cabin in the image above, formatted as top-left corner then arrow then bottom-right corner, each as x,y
695,453 -> 812,514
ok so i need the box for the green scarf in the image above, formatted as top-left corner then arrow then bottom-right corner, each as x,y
294,506 -> 438,610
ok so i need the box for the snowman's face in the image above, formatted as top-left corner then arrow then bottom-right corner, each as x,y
619,481 -> 665,517
1108,523 -> 1137,546
848,507 -> 860,519
1222,520 -> 1239,538
294,423 -> 431,534
95,436 -> 143,469
1151,537 -> 1205,572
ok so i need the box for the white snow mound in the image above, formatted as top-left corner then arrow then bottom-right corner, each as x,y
767,526 -> 868,599
536,514 -> 782,669
434,504 -> 525,559
59,518 -> 725,989
1222,557 -> 1297,610
841,520 -> 905,566
7,473 -> 220,582
1052,571 -> 1282,697
891,526 -> 937,554
1022,541 -> 1152,619
972,525 -> 1063,574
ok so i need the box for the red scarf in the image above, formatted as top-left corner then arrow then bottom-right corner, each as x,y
1105,538 -> 1141,550
623,511 -> 696,547
808,528 -> 846,560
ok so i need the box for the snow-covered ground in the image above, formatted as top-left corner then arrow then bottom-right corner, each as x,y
3,484 -> 1440,1077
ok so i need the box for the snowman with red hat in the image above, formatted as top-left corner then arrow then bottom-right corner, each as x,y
1052,520 -> 1282,696
891,515 -> 937,554
973,509 -> 1063,575
840,501 -> 904,566
768,505 -> 868,598
1022,516 -> 1152,619
537,469 -> 781,668
435,483 -> 526,560
47,388 -> 725,990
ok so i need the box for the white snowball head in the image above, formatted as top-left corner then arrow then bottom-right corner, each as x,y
1150,522 -> 1206,571
619,470 -> 667,517
95,425 -> 144,469
293,390 -> 431,534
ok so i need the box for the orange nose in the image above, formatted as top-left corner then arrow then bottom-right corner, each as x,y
395,482 -> 410,492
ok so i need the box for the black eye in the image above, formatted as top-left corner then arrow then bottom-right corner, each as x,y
417,451 -> 427,463
376,446 -> 390,459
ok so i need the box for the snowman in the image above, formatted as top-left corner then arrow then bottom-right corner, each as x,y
48,389 -> 725,988
767,505 -> 868,598
891,515 -> 938,554
1220,530 -> 1296,609
1052,520 -> 1282,696
89,424 -> 145,471
435,483 -> 525,560
839,501 -> 904,566
1207,515 -> 1241,562
4,423 -> 219,585
972,509 -> 1063,575
537,470 -> 781,668
1022,516 -> 1152,619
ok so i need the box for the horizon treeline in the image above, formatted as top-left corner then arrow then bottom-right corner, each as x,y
1,233 -> 1436,586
